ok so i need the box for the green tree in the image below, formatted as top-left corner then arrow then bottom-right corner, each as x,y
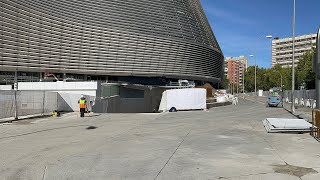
221,75 -> 229,89
244,66 -> 255,92
296,50 -> 315,89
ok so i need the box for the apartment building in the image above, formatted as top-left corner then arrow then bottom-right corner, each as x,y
224,56 -> 247,90
272,34 -> 316,67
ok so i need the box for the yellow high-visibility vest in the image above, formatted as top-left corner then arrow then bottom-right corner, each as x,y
79,99 -> 86,108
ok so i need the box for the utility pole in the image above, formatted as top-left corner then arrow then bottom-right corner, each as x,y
314,27 -> 320,109
291,0 -> 296,113
237,62 -> 239,95
242,63 -> 245,99
14,71 -> 18,120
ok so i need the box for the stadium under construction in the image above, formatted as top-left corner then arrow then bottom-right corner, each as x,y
0,0 -> 224,86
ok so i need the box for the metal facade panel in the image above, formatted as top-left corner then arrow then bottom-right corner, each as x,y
0,0 -> 224,82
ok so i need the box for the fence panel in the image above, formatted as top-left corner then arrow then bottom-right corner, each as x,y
283,90 -> 316,100
0,91 -> 15,119
0,90 -> 58,120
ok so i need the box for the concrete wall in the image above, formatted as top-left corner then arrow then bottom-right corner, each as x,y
57,93 -> 95,112
0,85 -> 12,90
18,81 -> 98,96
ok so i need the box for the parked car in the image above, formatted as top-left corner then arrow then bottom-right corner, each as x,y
266,88 -> 283,107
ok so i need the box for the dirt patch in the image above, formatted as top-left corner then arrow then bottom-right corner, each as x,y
272,164 -> 318,177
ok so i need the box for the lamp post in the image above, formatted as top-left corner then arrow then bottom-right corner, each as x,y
242,63 -> 245,99
266,35 -> 273,65
250,54 -> 256,95
315,27 -> 320,109
292,0 -> 296,113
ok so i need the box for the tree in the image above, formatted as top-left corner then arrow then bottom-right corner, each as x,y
296,50 -> 315,89
244,66 -> 255,92
221,75 -> 229,89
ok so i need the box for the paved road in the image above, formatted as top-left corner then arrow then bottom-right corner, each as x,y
1,99 -> 320,180
245,95 -> 313,121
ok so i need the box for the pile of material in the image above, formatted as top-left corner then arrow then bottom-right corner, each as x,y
263,118 -> 313,133
196,83 -> 215,97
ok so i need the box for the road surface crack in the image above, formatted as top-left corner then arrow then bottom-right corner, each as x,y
154,131 -> 190,180
42,165 -> 47,180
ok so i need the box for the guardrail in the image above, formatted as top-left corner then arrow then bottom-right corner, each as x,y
311,109 -> 320,140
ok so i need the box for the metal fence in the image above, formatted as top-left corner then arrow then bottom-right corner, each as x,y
0,90 -> 58,120
245,90 -> 316,100
283,90 -> 316,100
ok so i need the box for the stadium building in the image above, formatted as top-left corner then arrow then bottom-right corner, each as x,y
0,0 -> 224,85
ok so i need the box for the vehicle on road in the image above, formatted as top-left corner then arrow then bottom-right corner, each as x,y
266,87 -> 283,107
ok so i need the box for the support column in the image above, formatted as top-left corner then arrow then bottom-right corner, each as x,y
39,72 -> 43,81
14,71 -> 18,120
63,73 -> 67,82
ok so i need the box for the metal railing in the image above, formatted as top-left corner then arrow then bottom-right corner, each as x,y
311,109 -> 320,140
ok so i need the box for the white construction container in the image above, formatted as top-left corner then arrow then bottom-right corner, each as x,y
159,88 -> 206,112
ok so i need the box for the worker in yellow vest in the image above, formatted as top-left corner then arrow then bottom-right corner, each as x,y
78,95 -> 87,117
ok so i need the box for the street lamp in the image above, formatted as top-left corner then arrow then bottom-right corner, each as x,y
292,0 -> 296,113
250,54 -> 256,95
266,35 -> 273,65
242,63 -> 245,99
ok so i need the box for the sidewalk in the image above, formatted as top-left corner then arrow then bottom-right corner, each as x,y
282,102 -> 313,122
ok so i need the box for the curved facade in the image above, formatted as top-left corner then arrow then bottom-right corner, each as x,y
0,0 -> 224,83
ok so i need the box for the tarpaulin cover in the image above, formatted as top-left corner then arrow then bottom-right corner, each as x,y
159,88 -> 206,112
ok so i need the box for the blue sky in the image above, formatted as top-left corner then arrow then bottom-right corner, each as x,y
200,0 -> 320,68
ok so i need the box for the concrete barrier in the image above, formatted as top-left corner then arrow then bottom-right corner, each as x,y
300,98 -> 304,106
295,98 -> 299,105
306,99 -> 311,107
285,97 -> 289,103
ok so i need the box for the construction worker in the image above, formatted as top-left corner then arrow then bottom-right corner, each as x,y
78,95 -> 87,117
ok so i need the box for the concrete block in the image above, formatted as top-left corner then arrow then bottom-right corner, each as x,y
300,98 -> 304,106
295,98 -> 299,105
306,99 -> 311,107
285,97 -> 289,103
304,99 -> 309,107
0,85 -> 12,90
312,100 -> 317,109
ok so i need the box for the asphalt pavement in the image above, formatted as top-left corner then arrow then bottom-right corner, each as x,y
1,98 -> 320,180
